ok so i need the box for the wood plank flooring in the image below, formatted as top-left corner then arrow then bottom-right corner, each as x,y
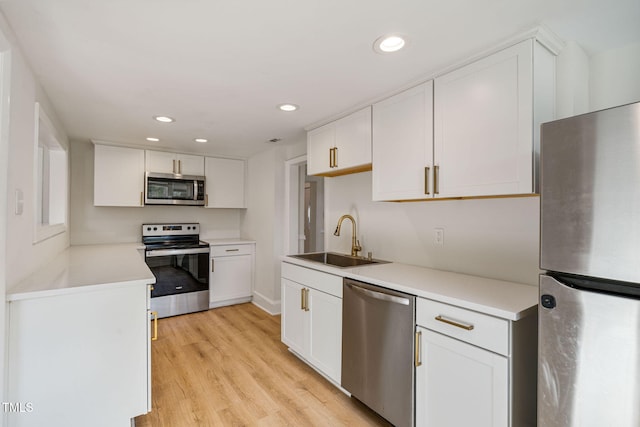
135,303 -> 391,426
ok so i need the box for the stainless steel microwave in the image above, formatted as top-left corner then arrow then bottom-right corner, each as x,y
145,172 -> 205,206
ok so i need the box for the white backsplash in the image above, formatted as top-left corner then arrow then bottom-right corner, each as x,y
325,171 -> 540,286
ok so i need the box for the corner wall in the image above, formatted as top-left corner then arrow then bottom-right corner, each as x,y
590,40 -> 640,111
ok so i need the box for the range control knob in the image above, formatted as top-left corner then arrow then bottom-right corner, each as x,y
153,227 -> 158,231
146,227 -> 151,231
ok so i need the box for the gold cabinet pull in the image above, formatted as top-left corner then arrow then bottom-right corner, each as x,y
424,167 -> 430,195
435,315 -> 474,331
149,284 -> 154,291
211,258 -> 215,272
333,147 -> 338,168
434,165 -> 440,195
304,288 -> 310,311
172,159 -> 176,174
300,287 -> 305,310
140,191 -> 144,206
151,311 -> 159,341
415,330 -> 422,367
329,148 -> 334,168
205,194 -> 209,207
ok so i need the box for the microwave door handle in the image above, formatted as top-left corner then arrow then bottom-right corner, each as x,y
194,180 -> 198,201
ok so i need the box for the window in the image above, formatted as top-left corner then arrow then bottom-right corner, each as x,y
34,102 -> 67,242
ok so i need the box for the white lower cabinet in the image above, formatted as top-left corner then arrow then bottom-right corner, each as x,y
416,326 -> 508,427
7,284 -> 151,427
209,243 -> 255,308
415,297 -> 537,427
281,262 -> 342,384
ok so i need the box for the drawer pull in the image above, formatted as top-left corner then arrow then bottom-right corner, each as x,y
225,248 -> 240,252
151,311 -> 159,341
435,315 -> 474,331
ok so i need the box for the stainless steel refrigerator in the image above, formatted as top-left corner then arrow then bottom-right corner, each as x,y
539,101 -> 640,427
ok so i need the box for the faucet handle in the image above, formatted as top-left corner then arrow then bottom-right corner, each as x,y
354,240 -> 362,256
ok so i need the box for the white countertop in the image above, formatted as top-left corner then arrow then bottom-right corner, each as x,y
7,244 -> 156,302
282,255 -> 538,321
204,238 -> 256,246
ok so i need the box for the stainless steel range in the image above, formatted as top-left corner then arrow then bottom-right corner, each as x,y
142,223 -> 210,318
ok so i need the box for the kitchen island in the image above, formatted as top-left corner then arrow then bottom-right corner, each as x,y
6,244 -> 155,427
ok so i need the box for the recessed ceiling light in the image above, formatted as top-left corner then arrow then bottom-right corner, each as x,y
153,115 -> 175,123
146,137 -> 160,142
373,34 -> 407,54
194,138 -> 208,143
278,103 -> 298,112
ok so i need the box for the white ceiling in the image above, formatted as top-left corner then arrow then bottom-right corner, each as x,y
1,0 -> 639,158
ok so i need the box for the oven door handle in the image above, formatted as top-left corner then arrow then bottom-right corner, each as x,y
146,247 -> 210,257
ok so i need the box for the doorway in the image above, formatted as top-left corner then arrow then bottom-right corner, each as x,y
284,156 -> 324,255
302,166 -> 324,253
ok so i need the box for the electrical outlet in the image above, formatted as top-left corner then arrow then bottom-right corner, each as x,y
434,228 -> 444,247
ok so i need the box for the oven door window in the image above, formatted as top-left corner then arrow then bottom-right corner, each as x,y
147,177 -> 196,201
146,252 -> 209,297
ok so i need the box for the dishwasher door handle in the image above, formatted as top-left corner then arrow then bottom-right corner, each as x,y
347,283 -> 411,305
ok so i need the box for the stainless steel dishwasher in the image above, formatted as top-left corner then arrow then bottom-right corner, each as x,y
342,278 -> 416,427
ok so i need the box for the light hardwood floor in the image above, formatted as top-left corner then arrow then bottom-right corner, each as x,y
135,303 -> 391,426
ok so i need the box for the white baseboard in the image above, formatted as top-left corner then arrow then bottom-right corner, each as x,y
209,296 -> 252,309
252,291 -> 281,315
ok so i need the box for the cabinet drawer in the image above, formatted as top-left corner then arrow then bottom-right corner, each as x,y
281,262 -> 342,298
210,244 -> 254,257
417,298 -> 509,355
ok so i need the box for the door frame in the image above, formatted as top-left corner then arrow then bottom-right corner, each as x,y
283,155 -> 307,255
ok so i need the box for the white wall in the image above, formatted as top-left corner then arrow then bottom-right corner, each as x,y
326,172 -> 541,285
3,27 -> 69,290
69,140 -> 242,244
590,40 -> 640,111
241,141 -> 305,314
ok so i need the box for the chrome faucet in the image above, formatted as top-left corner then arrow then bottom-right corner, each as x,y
334,214 -> 362,257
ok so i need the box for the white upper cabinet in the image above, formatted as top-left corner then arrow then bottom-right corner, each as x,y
434,39 -> 554,198
372,38 -> 555,201
145,150 -> 204,176
204,157 -> 246,208
372,82 -> 434,201
307,106 -> 372,176
94,144 -> 145,207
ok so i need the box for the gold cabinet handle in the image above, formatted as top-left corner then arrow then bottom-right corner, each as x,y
151,311 -> 159,341
415,330 -> 422,367
329,148 -> 333,168
173,159 -> 176,174
304,288 -> 310,311
434,165 -> 440,195
140,191 -> 144,206
435,315 -> 474,331
333,147 -> 338,168
149,284 -> 154,291
178,159 -> 182,174
424,167 -> 430,195
205,194 -> 208,207
211,258 -> 215,272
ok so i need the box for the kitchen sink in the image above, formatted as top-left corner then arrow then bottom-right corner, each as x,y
289,252 -> 388,268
